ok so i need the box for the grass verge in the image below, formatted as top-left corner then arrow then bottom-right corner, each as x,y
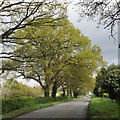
77,94 -> 85,98
90,96 -> 120,119
2,97 -> 74,120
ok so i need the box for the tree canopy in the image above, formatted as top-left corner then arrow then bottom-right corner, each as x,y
1,17 -> 106,97
0,0 -> 67,44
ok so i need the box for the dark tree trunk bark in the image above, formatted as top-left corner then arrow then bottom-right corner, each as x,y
52,81 -> 57,98
67,87 -> 70,99
62,87 -> 65,97
73,91 -> 78,98
44,85 -> 49,97
70,89 -> 72,97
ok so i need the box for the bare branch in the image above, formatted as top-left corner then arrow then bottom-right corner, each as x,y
0,1 -> 4,7
77,0 -> 120,37
0,1 -> 26,11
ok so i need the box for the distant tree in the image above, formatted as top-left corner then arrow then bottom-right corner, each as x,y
59,39 -> 106,98
2,79 -> 43,98
2,87 -> 12,98
77,0 -> 120,37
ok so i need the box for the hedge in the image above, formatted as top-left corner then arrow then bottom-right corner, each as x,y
2,97 -> 68,114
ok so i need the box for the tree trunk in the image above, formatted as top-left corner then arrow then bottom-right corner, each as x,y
62,87 -> 65,97
44,85 -> 49,97
73,91 -> 78,98
70,89 -> 72,97
52,81 -> 57,98
67,87 -> 70,99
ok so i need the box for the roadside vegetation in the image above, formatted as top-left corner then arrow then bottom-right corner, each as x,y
2,96 -> 74,120
3,96 -> 70,114
90,64 -> 120,119
1,79 -> 83,119
90,95 -> 120,119
94,64 -> 120,102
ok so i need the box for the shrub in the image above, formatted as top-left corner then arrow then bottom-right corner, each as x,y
93,88 -> 99,97
102,93 -> 109,98
2,96 -> 68,114
2,97 -> 36,114
94,65 -> 120,102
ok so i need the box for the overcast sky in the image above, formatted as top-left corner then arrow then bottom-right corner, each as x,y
67,2 -> 118,66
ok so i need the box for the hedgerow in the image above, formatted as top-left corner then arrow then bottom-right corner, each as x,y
2,97 -> 68,114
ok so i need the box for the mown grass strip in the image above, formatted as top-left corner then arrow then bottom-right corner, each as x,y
90,96 -> 120,119
2,98 -> 74,119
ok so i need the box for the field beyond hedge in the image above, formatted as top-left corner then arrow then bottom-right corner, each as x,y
90,96 -> 120,119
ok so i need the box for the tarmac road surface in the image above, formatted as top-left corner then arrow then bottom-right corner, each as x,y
16,96 -> 91,119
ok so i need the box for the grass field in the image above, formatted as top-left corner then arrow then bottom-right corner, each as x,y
90,95 -> 120,119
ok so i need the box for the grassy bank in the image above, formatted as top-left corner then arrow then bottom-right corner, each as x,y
90,95 -> 120,119
2,97 -> 74,119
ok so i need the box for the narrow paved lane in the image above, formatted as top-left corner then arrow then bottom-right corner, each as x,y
16,96 -> 91,119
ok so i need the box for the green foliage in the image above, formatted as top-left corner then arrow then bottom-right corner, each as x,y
94,64 -> 120,101
2,16 -> 105,97
2,96 -> 68,114
102,93 -> 109,98
2,97 -> 35,114
104,68 -> 120,100
2,79 -> 43,98
2,97 -> 74,119
90,97 -> 120,119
